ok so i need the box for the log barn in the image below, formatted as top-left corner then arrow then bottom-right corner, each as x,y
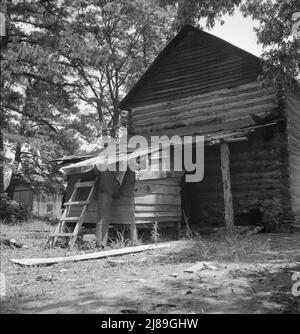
119,25 -> 300,233
49,25 -> 299,247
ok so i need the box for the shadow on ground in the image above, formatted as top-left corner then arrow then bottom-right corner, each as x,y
1,233 -> 299,314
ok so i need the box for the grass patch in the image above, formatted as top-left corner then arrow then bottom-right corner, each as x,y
192,230 -> 270,262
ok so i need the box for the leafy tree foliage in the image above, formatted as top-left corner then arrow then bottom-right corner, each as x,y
241,0 -> 300,88
160,0 -> 242,30
57,0 -> 175,136
1,0 -> 299,199
1,0 -> 175,196
1,0 -> 84,196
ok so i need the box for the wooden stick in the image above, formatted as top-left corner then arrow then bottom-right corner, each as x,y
10,242 -> 174,267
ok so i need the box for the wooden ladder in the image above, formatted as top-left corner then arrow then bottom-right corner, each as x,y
46,179 -> 96,248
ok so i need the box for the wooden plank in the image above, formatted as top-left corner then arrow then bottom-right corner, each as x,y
136,178 -> 180,186
133,94 -> 275,126
135,204 -> 181,212
134,194 -> 181,205
64,201 -> 90,206
136,171 -> 167,180
60,217 -> 80,222
135,103 -> 275,133
75,181 -> 96,188
135,216 -> 181,224
220,142 -> 234,229
132,83 -> 273,115
10,242 -> 174,267
134,183 -> 180,195
135,212 -> 181,218
136,171 -> 183,180
132,82 -> 264,112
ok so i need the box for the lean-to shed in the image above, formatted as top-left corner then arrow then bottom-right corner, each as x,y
54,142 -> 184,245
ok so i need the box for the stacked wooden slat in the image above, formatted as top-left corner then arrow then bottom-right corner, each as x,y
124,29 -> 261,107
131,82 -> 277,136
134,176 -> 182,225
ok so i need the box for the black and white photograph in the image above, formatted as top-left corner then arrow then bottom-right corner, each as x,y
0,0 -> 300,317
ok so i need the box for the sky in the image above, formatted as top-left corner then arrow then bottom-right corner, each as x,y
209,9 -> 263,57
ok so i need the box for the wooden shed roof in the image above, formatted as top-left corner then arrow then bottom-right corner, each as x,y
119,25 -> 262,110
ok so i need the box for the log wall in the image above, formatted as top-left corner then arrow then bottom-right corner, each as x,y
130,82 -> 278,136
189,126 -> 293,230
286,93 -> 300,225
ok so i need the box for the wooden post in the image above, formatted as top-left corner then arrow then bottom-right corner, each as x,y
129,172 -> 138,244
95,172 -> 114,247
129,223 -> 138,244
176,220 -> 181,240
220,142 -> 234,229
95,192 -> 113,247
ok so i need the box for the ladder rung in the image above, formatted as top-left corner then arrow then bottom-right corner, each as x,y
50,233 -> 74,237
75,181 -> 96,188
60,217 -> 80,222
64,201 -> 90,206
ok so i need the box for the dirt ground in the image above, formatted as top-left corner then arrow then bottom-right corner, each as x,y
0,221 -> 300,314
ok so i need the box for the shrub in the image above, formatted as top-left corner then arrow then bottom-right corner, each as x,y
0,193 -> 28,224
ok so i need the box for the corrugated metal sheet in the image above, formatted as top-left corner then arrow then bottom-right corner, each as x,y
119,25 -> 262,110
134,176 -> 182,225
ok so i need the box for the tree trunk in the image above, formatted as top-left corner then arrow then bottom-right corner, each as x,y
111,105 -> 120,138
0,124 -> 4,193
0,2 -> 9,194
6,144 -> 22,199
0,1 -> 12,194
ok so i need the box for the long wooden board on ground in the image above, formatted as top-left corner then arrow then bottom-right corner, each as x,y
10,242 -> 174,267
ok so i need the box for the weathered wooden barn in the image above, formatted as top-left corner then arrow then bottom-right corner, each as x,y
13,182 -> 63,218
119,25 -> 300,232
49,25 -> 299,247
